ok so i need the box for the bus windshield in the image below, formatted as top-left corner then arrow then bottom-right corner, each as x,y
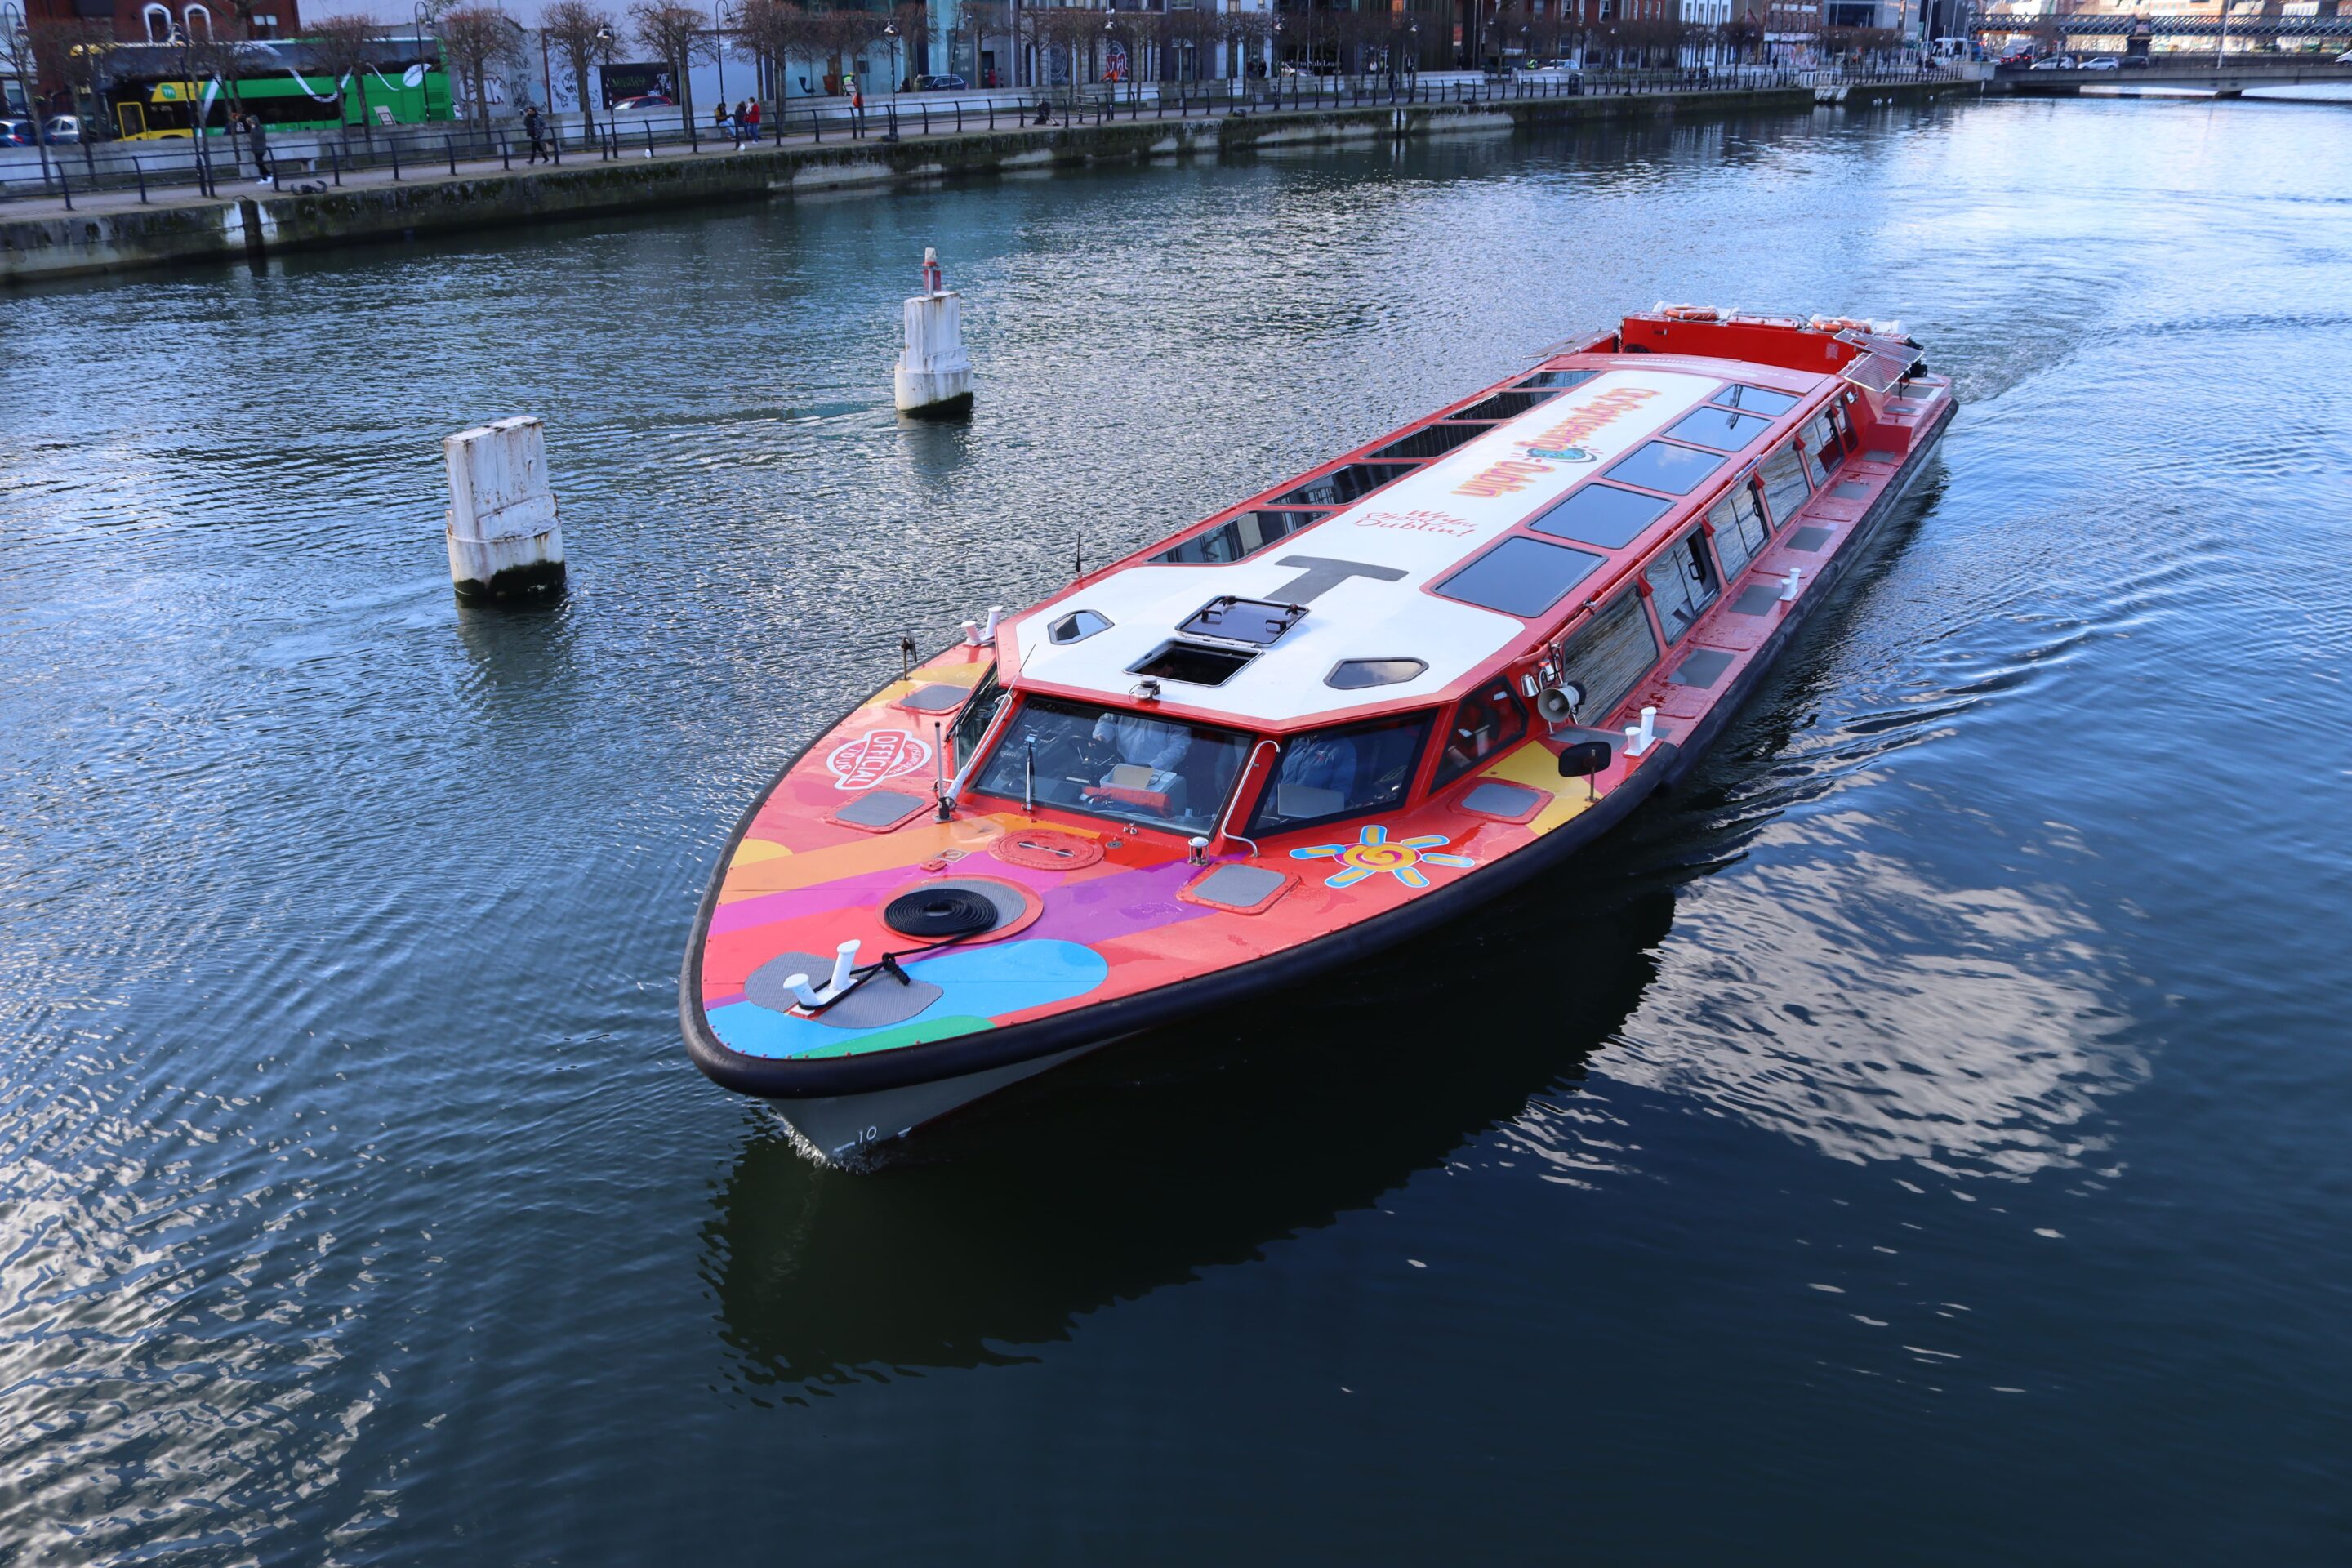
971,696 -> 1253,836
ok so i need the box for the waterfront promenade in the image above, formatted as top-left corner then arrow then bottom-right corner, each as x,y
0,74 -> 1968,284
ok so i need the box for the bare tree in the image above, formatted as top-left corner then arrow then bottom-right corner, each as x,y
305,14 -> 384,137
440,6 -> 523,127
629,0 -> 714,119
544,0 -> 619,133
28,18 -> 112,129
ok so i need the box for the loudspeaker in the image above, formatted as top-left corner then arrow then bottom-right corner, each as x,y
1536,683 -> 1584,725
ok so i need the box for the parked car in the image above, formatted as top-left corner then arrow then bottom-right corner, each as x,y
0,117 -> 35,147
2083,56 -> 2119,71
2121,54 -> 2151,69
610,93 -> 675,111
42,114 -> 82,143
2027,57 -> 2062,70
913,73 -> 967,91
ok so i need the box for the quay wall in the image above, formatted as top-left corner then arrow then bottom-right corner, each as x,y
0,85 -> 1963,286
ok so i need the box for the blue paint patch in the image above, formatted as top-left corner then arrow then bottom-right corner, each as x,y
706,938 -> 1111,1060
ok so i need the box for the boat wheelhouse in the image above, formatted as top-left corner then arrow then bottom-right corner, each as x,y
683,307 -> 1958,1163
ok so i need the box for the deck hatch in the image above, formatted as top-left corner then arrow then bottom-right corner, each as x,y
1184,864 -> 1289,913
1129,639 -> 1258,686
1670,648 -> 1735,688
898,683 -> 971,712
1177,596 -> 1307,647
1788,525 -> 1833,552
1730,583 -> 1782,615
1435,537 -> 1606,619
1528,482 -> 1676,548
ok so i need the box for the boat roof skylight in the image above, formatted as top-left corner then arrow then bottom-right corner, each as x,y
1605,440 -> 1726,496
1435,537 -> 1606,620
1528,482 -> 1676,548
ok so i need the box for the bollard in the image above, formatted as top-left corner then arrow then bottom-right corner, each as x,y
1780,567 -> 1804,602
390,136 -> 401,180
644,122 -> 655,157
894,247 -> 974,418
446,135 -> 457,176
444,416 -> 566,601
136,158 -> 149,203
58,167 -> 71,211
501,135 -> 510,170
330,144 -> 341,185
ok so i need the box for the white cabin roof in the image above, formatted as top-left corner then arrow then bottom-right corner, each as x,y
1009,366 -> 1730,728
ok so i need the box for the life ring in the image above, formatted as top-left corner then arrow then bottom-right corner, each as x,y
1660,304 -> 1720,322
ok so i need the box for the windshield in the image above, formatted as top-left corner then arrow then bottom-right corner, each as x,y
972,696 -> 1253,835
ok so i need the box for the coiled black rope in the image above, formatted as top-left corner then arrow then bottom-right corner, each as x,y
882,887 -> 1000,940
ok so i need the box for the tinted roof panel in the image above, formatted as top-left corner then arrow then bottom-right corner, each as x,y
1527,482 -> 1676,548
1606,440 -> 1726,496
1436,537 -> 1606,619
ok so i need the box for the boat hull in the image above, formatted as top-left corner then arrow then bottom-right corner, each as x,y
680,346 -> 1956,1164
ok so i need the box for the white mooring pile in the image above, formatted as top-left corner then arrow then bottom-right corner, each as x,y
893,247 -> 975,417
443,415 -> 565,600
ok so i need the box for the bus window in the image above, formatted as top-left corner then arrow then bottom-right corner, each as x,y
116,101 -> 148,137
1434,679 -> 1530,789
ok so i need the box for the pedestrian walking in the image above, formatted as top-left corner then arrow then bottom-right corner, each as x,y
851,82 -> 863,132
246,113 -> 274,187
523,103 -> 547,164
744,96 -> 761,142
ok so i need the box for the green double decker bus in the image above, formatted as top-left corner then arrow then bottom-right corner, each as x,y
111,57 -> 452,140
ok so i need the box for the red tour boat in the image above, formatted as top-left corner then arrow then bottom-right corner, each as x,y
682,307 -> 1958,1162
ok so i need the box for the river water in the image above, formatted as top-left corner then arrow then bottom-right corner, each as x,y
3,95 -> 2350,1563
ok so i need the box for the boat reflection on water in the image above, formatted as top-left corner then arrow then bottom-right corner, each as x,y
701,871 -> 1679,1390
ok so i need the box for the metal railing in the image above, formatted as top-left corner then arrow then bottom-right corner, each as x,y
0,67 -> 1965,207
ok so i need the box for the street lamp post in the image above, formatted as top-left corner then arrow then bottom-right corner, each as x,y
884,20 -> 900,99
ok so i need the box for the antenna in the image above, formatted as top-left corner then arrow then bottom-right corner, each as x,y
1073,528 -> 1083,579
898,633 -> 915,680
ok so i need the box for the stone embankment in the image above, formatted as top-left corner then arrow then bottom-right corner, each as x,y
1,81 -> 1969,286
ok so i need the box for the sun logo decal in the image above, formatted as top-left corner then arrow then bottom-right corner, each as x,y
1290,825 -> 1477,889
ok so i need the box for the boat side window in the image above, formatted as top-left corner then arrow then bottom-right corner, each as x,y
1800,414 -> 1845,486
1246,713 -> 1433,836
1554,590 -> 1660,724
1757,442 -> 1812,528
1829,402 -> 1858,452
1707,481 -> 1771,577
1643,532 -> 1720,646
971,695 -> 1252,836
1433,679 -> 1530,789
1153,508 -> 1326,566
949,662 -> 1008,766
